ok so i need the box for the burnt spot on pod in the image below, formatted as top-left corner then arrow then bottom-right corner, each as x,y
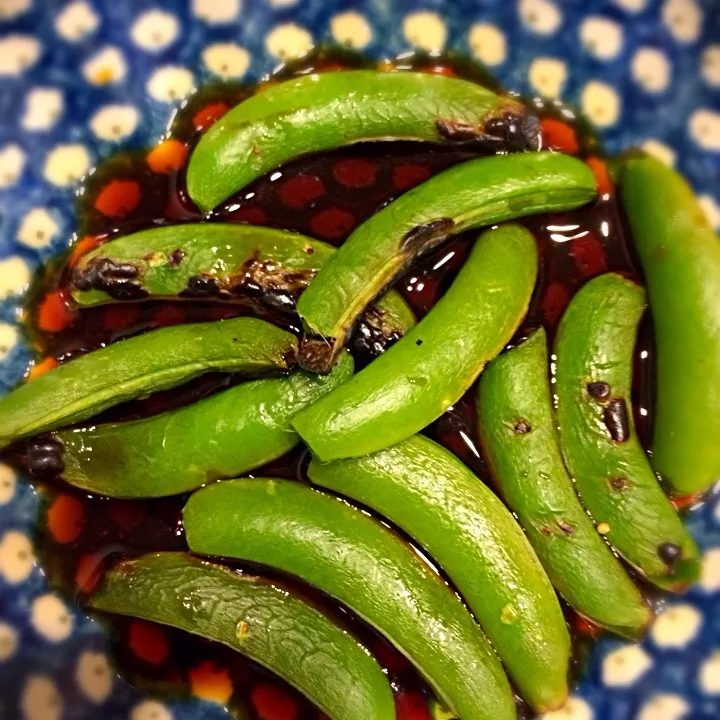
351,306 -> 403,359
25,435 -> 65,477
610,476 -> 629,491
603,398 -> 630,443
540,526 -> 553,536
436,119 -> 482,142
281,346 -> 298,370
180,275 -> 223,299
513,419 -> 532,435
484,111 -> 541,153
657,542 -> 682,568
71,256 -> 148,299
167,249 -> 185,268
557,520 -> 575,536
400,218 -> 455,253
262,290 -> 297,312
587,381 -> 611,401
298,336 -> 336,375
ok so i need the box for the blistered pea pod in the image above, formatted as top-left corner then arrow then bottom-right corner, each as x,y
554,273 -> 700,590
187,70 -> 541,211
90,553 -> 395,720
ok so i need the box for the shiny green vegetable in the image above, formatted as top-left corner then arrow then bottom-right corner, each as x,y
292,224 -> 538,461
90,553 -> 395,720
555,273 -> 699,590
187,70 -> 540,212
308,434 -> 570,712
68,224 -> 416,346
476,328 -> 650,637
621,155 -> 720,495
184,478 -> 517,720
297,152 -> 595,372
49,353 -> 353,498
0,317 -> 295,448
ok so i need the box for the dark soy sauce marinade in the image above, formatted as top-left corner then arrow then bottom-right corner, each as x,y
14,49 -> 667,719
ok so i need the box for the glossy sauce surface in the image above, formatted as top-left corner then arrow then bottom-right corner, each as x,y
17,50 -> 659,720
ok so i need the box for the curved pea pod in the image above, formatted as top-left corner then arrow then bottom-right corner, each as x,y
308,434 -> 569,712
476,328 -> 650,637
90,553 -> 395,720
187,70 -> 540,212
44,353 -> 353,498
184,478 -> 517,720
297,152 -> 596,372
621,155 -> 720,495
554,273 -> 699,591
69,223 -> 415,352
0,317 -> 295,449
292,224 -> 538,461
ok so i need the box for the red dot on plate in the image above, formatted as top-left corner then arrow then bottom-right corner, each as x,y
542,282 -> 571,325
567,233 -> 607,277
129,620 -> 170,665
94,179 -> 141,218
392,163 -> 431,190
230,206 -> 268,225
251,683 -> 299,720
332,158 -> 378,188
47,494 -> 85,544
279,174 -> 326,209
153,305 -> 187,328
192,102 -> 230,133
103,304 -> 140,332
310,207 -> 355,241
395,691 -> 433,720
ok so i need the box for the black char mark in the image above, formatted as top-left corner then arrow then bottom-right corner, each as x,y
603,398 -> 630,443
298,336 -> 336,375
72,257 -> 149,300
401,218 -> 455,254
513,419 -> 532,435
657,542 -> 682,569
587,381 -> 611,401
436,107 -> 541,153
180,275 -> 231,299
25,435 -> 65,477
351,305 -> 404,359
168,249 -> 185,268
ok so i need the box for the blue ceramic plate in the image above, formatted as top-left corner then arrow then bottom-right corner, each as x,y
0,1 -> 719,719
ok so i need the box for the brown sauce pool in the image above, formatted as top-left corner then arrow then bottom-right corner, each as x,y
11,48 -> 667,720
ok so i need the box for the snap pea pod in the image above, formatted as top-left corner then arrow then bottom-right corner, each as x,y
476,328 -> 650,637
308,434 -> 569,712
297,152 -> 596,372
68,225 -> 415,341
90,553 -> 395,720
554,273 -> 699,590
187,70 -> 540,212
0,317 -> 295,449
184,479 -> 517,720
292,224 -> 538,462
621,155 -> 720,495
46,353 -> 353,498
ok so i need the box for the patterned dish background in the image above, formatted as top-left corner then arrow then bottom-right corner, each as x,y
0,0 -> 718,718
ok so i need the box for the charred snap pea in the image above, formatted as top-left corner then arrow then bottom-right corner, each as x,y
0,317 -> 295,449
555,273 -> 699,591
476,329 -> 650,637
187,70 -> 540,212
90,553 -> 395,720
308,434 -> 569,712
621,155 -> 720,495
292,224 -> 538,462
297,152 -> 596,372
184,479 -> 517,720
45,353 -> 353,497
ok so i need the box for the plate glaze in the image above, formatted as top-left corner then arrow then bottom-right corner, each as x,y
0,1 -> 719,719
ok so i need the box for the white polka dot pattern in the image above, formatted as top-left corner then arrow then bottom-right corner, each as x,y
31,594 -> 73,642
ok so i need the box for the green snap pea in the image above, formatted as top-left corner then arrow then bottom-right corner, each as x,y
184,478 -> 517,720
476,328 -> 650,637
296,152 -> 596,372
554,273 -> 699,591
90,553 -> 395,720
187,70 -> 540,212
292,224 -> 538,462
621,155 -> 720,495
308,434 -> 569,713
50,353 -> 353,498
0,317 -> 295,449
